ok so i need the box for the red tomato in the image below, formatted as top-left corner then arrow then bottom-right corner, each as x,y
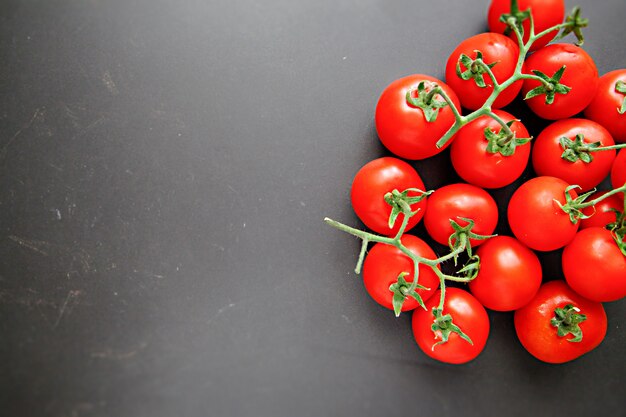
445,33 -> 523,110
488,0 -> 565,51
522,44 -> 598,120
362,235 -> 440,313
580,191 -> 623,230
469,236 -> 542,311
450,110 -> 530,188
514,280 -> 607,364
375,74 -> 461,160
562,227 -> 626,302
507,176 -> 579,251
612,149 -> 626,189
423,183 -> 498,247
351,157 -> 427,236
532,119 -> 616,191
584,69 -> 626,143
412,288 -> 489,364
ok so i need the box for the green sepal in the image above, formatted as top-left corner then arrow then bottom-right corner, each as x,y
406,81 -> 449,123
559,133 -> 601,164
431,308 -> 473,349
554,7 -> 588,46
615,80 -> 626,115
554,185 -> 596,224
456,255 -> 481,281
455,51 -> 498,89
498,0 -> 531,37
447,217 -> 496,264
607,205 -> 626,256
484,120 -> 532,157
551,304 -> 587,343
389,272 -> 428,317
524,67 -> 571,105
384,188 -> 433,229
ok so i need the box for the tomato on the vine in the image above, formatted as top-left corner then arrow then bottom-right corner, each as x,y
362,235 -> 439,313
522,44 -> 598,120
351,157 -> 427,236
445,33 -> 523,110
562,227 -> 626,302
612,149 -> 626,189
412,288 -> 489,364
514,280 -> 607,364
424,183 -> 498,247
375,74 -> 461,160
580,191 -> 623,230
507,176 -> 579,251
532,118 -> 616,191
450,110 -> 530,189
584,69 -> 626,143
468,236 -> 542,311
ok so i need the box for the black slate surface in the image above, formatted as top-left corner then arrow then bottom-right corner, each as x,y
1,0 -> 625,416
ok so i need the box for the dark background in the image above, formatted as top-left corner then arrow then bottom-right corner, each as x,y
1,0 -> 625,416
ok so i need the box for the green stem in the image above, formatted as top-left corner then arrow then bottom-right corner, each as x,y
586,143 -> 626,152
576,185 -> 626,210
486,110 -> 515,140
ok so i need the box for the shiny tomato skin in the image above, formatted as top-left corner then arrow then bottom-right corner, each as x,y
450,110 -> 531,189
362,235 -> 439,312
580,191 -> 623,230
612,149 -> 626,189
584,69 -> 626,143
424,183 -> 498,247
532,119 -> 616,191
488,0 -> 565,52
562,227 -> 626,302
522,44 -> 599,120
351,157 -> 427,236
375,74 -> 461,160
469,236 -> 542,311
507,176 -> 579,251
445,33 -> 523,110
514,280 -> 607,364
412,288 -> 489,364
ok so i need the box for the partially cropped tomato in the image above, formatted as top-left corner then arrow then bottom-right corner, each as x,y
514,280 -> 607,364
488,0 -> 565,51
362,235 -> 439,313
412,288 -> 489,364
522,44 -> 598,120
612,149 -> 626,189
584,69 -> 626,143
507,176 -> 579,251
375,74 -> 461,160
532,119 -> 616,191
351,157 -> 427,236
562,227 -> 626,302
424,183 -> 498,247
580,191 -> 623,230
450,110 -> 530,188
445,33 -> 523,110
469,236 -> 542,311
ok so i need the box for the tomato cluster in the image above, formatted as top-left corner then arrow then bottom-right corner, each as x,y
331,0 -> 626,365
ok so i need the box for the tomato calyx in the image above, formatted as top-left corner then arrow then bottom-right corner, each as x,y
607,204 -> 626,256
389,272 -> 428,317
431,307 -> 473,349
558,184 -> 626,224
456,51 -> 499,89
405,81 -> 449,123
498,0 -> 531,37
524,66 -> 571,105
484,120 -> 531,156
384,188 -> 432,230
448,218 -> 495,263
616,81 -> 626,115
559,133 -> 600,163
554,7 -> 588,46
551,304 -> 587,343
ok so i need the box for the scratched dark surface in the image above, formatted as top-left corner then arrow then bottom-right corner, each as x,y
1,0 -> 625,416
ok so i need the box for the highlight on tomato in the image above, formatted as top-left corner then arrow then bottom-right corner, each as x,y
584,69 -> 626,143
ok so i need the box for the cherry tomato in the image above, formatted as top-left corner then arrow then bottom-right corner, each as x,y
522,44 -> 598,120
423,183 -> 498,247
375,74 -> 461,160
532,118 -> 616,191
507,176 -> 579,251
612,149 -> 626,189
362,235 -> 439,313
412,288 -> 489,364
514,280 -> 607,364
580,191 -> 623,230
445,33 -> 523,110
450,110 -> 530,188
351,157 -> 427,236
562,227 -> 626,302
469,236 -> 542,311
584,69 -> 626,143
488,0 -> 565,52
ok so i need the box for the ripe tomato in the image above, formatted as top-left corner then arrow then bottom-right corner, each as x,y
487,0 -> 565,52
580,191 -> 623,230
362,235 -> 439,313
468,236 -> 542,311
412,288 -> 489,364
612,149 -> 626,189
514,280 -> 607,364
375,74 -> 461,160
522,44 -> 598,120
562,227 -> 626,302
507,176 -> 579,251
351,157 -> 427,236
445,33 -> 523,110
584,69 -> 626,143
450,110 -> 530,189
423,183 -> 498,248
532,119 -> 616,191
